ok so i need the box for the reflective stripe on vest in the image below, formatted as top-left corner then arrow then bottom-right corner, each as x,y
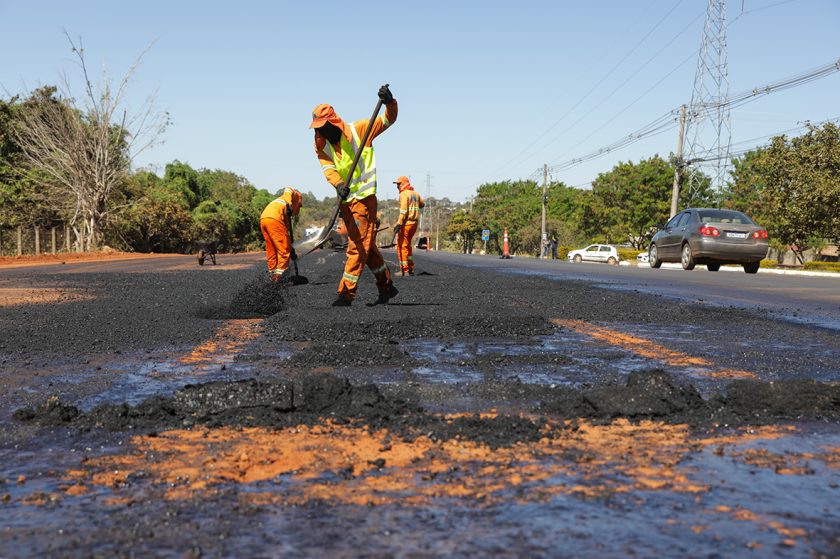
323,123 -> 377,202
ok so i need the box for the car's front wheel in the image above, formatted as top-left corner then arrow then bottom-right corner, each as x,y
649,244 -> 662,268
707,263 -> 720,271
197,250 -> 206,266
743,261 -> 759,274
573,254 -> 582,263
681,243 -> 696,270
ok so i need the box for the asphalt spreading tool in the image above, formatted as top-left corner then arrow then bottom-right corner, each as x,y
294,92 -> 386,257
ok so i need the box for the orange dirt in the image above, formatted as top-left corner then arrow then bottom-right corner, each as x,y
63,419 -> 804,513
0,287 -> 93,308
552,319 -> 756,379
178,319 -> 263,369
0,251 -> 183,269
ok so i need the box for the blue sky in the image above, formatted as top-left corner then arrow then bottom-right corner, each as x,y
1,0 -> 838,201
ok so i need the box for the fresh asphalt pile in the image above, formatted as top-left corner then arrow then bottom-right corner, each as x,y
15,368 -> 840,438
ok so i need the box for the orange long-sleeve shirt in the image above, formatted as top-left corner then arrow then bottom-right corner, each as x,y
398,189 -> 424,225
314,100 -> 398,188
260,187 -> 301,222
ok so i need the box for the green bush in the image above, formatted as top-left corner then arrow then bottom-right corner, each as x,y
759,259 -> 779,268
803,261 -> 840,272
556,246 -> 572,260
617,247 -> 640,262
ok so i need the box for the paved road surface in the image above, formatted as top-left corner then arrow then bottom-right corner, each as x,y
2,249 -> 840,557
418,251 -> 840,330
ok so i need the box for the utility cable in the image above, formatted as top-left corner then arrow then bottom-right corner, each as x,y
488,0 -> 691,178
689,114 -> 840,162
539,57 -> 840,175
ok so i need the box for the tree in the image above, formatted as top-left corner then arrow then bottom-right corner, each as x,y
582,155 -> 708,249
0,92 -> 65,231
719,148 -> 771,222
117,178 -> 194,253
726,123 -> 840,262
446,210 -> 480,253
12,34 -> 168,251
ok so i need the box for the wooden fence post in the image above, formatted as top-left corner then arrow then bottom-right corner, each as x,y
51,227 -> 57,254
34,226 -> 40,254
17,226 -> 23,256
65,225 -> 70,252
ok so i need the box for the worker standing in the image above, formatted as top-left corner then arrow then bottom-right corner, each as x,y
260,186 -> 303,282
392,176 -> 424,275
311,85 -> 399,306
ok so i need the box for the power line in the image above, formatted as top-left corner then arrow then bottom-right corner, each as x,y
534,56 -> 840,176
689,114 -> 840,162
489,0 -> 694,178
546,48 -> 698,169
692,57 -> 840,114
531,10 -> 705,168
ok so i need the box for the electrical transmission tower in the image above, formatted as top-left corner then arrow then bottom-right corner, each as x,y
684,0 -> 731,196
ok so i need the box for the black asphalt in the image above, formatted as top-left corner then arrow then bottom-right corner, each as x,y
419,250 -> 840,330
1,249 -> 840,558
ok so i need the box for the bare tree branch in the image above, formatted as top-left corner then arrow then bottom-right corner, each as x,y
11,35 -> 168,250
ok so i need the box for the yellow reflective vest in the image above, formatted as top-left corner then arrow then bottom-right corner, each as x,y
322,124 -> 377,202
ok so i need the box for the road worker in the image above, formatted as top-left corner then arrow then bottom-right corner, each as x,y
392,176 -> 424,275
260,186 -> 302,281
311,84 -> 399,306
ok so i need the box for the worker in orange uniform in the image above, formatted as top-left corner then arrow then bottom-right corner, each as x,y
311,84 -> 399,306
260,186 -> 303,281
392,176 -> 424,275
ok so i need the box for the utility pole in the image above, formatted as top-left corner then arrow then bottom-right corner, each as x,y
670,104 -> 687,218
425,172 -> 432,251
541,163 -> 548,258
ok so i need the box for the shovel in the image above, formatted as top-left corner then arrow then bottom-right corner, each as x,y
286,226 -> 309,285
294,92 -> 387,257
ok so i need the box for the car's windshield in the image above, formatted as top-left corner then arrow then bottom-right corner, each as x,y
698,210 -> 754,225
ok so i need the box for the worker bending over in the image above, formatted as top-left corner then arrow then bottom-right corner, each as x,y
260,186 -> 302,281
311,84 -> 399,306
393,176 -> 424,275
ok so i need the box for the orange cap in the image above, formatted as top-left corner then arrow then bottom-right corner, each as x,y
393,176 -> 413,191
310,103 -> 338,129
289,188 -> 302,216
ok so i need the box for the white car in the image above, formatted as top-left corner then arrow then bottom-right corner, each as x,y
636,252 -> 650,264
568,244 -> 619,265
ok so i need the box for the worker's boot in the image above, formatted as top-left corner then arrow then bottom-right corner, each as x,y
374,284 -> 399,305
331,295 -> 352,307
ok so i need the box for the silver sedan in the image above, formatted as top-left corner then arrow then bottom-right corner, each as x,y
648,208 -> 769,273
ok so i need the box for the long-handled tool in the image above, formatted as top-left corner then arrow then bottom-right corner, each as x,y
286,225 -> 309,285
294,92 -> 387,257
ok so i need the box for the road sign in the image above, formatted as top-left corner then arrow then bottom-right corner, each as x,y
481,229 -> 490,241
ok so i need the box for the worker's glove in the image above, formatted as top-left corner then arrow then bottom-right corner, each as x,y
290,248 -> 297,261
378,84 -> 394,104
393,223 -> 402,234
336,183 -> 350,200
